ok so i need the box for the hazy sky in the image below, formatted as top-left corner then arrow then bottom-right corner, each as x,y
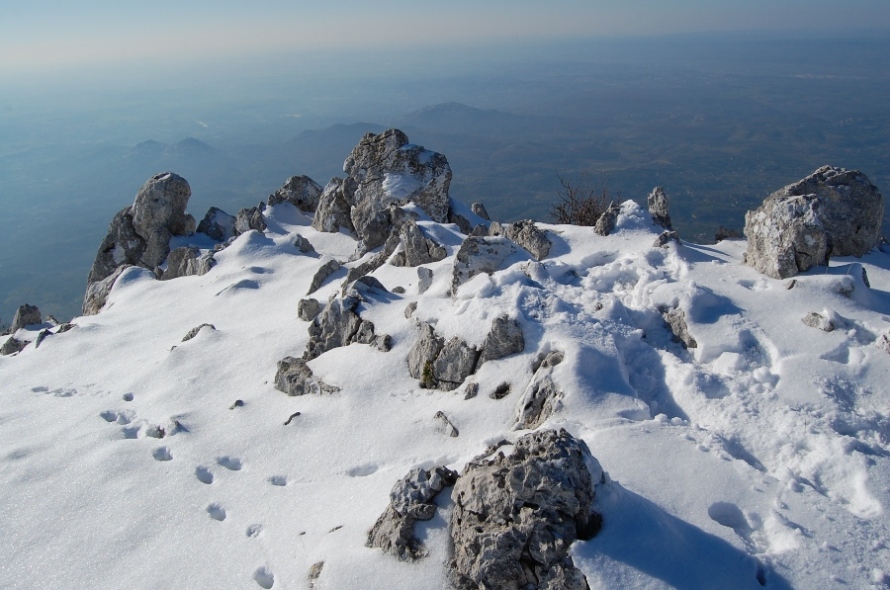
2,0 -> 889,73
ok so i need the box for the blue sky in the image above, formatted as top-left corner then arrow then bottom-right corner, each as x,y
2,0 -> 889,72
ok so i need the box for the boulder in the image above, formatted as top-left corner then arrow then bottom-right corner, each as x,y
302,294 -> 387,361
471,202 -> 491,221
391,220 -> 447,267
480,315 -> 525,363
268,175 -> 323,211
662,307 -> 697,349
344,129 -> 452,250
647,187 -> 673,230
653,230 -> 680,248
312,177 -> 356,233
10,304 -> 41,332
367,466 -> 459,560
235,204 -> 266,235
293,234 -> 315,254
744,166 -> 883,279
82,265 -> 130,316
448,429 -> 603,590
407,322 -> 445,389
432,337 -> 480,389
492,220 -> 551,261
196,207 -> 236,241
451,236 -> 516,293
594,202 -> 620,237
274,356 -> 338,396
802,312 -> 835,332
307,258 -> 341,295
161,247 -> 215,280
1,337 -> 29,356
417,267 -> 434,294
515,351 -> 565,430
298,298 -> 322,321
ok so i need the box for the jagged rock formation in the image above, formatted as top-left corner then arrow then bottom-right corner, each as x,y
417,267 -> 434,294
648,187 -> 673,230
479,315 -> 525,363
490,220 -> 551,261
298,298 -> 322,321
662,307 -> 697,349
594,202 -> 620,236
85,172 -> 195,314
268,175 -> 323,211
451,236 -> 516,293
390,219 -> 447,267
161,247 -> 215,280
744,166 -> 883,279
307,258 -> 342,295
448,429 -> 603,590
10,304 -> 41,332
312,177 -> 356,233
344,129 -> 452,251
196,207 -> 236,241
235,204 -> 267,235
653,230 -> 680,248
515,350 -> 565,430
367,466 -> 458,560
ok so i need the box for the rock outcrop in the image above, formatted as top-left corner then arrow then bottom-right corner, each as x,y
515,350 -> 565,430
0,337 -> 29,356
312,177 -> 356,234
196,207 -> 236,241
235,204 -> 267,235
448,429 -> 603,590
594,202 -> 620,237
10,304 -> 42,332
367,466 -> 458,560
161,247 -> 215,280
274,356 -> 338,396
491,220 -> 551,261
268,175 -> 323,211
83,266 -> 130,316
479,315 -> 525,363
647,187 -> 673,230
744,166 -> 883,279
344,129 -> 452,251
85,172 -> 195,314
451,236 -> 516,293
662,307 -> 697,349
390,220 -> 447,267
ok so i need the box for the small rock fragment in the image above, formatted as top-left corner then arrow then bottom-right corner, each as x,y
802,312 -> 835,332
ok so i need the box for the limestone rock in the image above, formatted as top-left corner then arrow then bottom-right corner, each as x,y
802,312 -> 835,332
268,175 -> 323,212
312,177 -> 356,233
196,207 -> 236,241
471,202 -> 491,221
82,265 -> 130,316
433,338 -> 480,389
653,230 -> 680,248
344,129 -> 452,250
182,323 -> 215,342
367,465 -> 458,561
307,258 -> 341,295
345,231 -> 401,285
744,166 -> 883,279
10,304 -> 41,332
594,202 -> 620,236
303,297 -> 364,361
161,247 -> 215,280
390,220 -> 447,267
448,429 -> 603,590
293,234 -> 315,254
662,307 -> 697,349
235,204 -> 266,235
515,351 -> 565,430
647,187 -> 673,230
1,337 -> 29,356
407,322 -> 445,389
480,315 -> 525,363
434,411 -> 460,437
298,298 -> 322,321
492,220 -> 551,261
451,236 -> 516,293
274,356 -> 338,396
417,267 -> 434,294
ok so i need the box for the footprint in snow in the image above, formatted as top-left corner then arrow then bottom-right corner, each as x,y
217,456 -> 242,471
195,466 -> 214,484
253,566 -> 274,589
100,410 -> 132,425
152,447 -> 173,462
206,503 -> 227,521
268,475 -> 287,486
247,524 -> 264,538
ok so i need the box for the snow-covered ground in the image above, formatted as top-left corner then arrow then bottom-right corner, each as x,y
1,200 -> 889,589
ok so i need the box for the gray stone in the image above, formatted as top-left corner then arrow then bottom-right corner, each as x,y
293,234 -> 315,253
1,337 -> 29,356
471,202 -> 491,221
391,220 -> 447,267
744,166 -> 883,279
303,296 -> 364,361
182,323 -> 215,342
235,205 -> 266,235
307,258 -> 342,295
480,315 -> 525,363
367,466 -> 458,561
404,302 -> 418,319
653,230 -> 680,248
493,220 -> 551,261
417,267 -> 434,294
463,382 -> 479,400
34,329 -> 52,349
312,177 -> 356,233
407,322 -> 444,389
647,187 -> 673,230
268,175 -> 323,212
345,276 -> 389,300
308,561 -> 324,590
345,231 -> 401,285
594,202 -> 620,236
197,207 -> 236,241
11,304 -> 41,332
449,210 -> 474,234
130,172 -> 195,271
515,351 -> 565,430
451,236 -> 516,293
344,129 -> 452,250
57,323 -> 75,334
434,411 -> 460,437
298,298 -> 322,321
83,265 -> 130,316
802,312 -> 835,332
448,429 -> 603,590
274,356 -> 339,395
161,247 -> 215,280
662,307 -> 697,349
433,338 -> 480,390
490,382 -> 512,400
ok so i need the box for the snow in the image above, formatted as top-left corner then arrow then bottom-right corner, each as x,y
2,200 -> 890,589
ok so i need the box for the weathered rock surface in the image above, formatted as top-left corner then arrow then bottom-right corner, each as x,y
647,187 -> 673,230
293,234 -> 315,254
302,294 -> 387,361
344,129 -> 452,250
662,307 -> 697,349
83,265 -> 130,316
492,220 -> 551,261
196,207 -> 236,241
594,202 -> 620,237
433,338 -> 480,389
10,304 -> 41,332
802,312 -> 835,332
417,267 -> 434,294
471,202 -> 491,221
653,230 -> 680,248
161,247 -> 215,280
298,298 -> 322,321
1,337 -> 29,356
268,175 -> 323,211
307,258 -> 341,295
274,356 -> 339,395
182,323 -> 215,342
312,177 -> 356,233
407,322 -> 445,389
515,351 -> 565,430
480,315 -> 525,364
451,236 -> 516,293
368,466 -> 459,560
448,429 -> 603,590
744,166 -> 883,279
235,204 -> 267,235
391,220 -> 447,267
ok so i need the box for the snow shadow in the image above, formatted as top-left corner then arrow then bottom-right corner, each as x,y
575,483 -> 792,590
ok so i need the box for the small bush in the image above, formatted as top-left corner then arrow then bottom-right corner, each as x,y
550,173 -> 616,226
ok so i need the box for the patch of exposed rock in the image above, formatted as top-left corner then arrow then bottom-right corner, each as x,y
235,204 -> 267,235
491,220 -> 551,261
802,312 -> 835,332
268,175 -> 323,211
307,258 -> 342,295
10,304 -> 42,332
479,315 -> 525,363
196,207 -> 236,241
451,236 -> 516,294
662,307 -> 697,349
1,337 -> 29,356
367,466 -> 458,560
313,177 -> 357,234
161,247 -> 215,280
471,202 -> 491,221
83,266 -> 130,316
594,202 -> 620,237
298,298 -> 322,321
744,166 -> 883,279
647,187 -> 673,230
182,323 -> 215,342
391,220 -> 447,267
448,429 -> 603,590
274,356 -> 339,396
515,350 -> 565,430
302,294 -> 388,361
